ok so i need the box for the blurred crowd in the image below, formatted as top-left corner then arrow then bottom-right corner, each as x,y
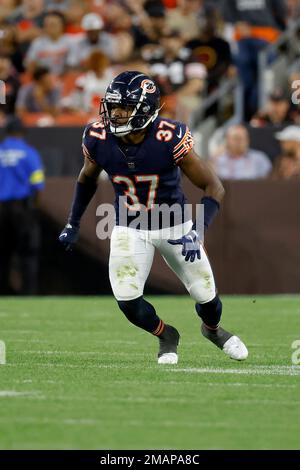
1,0 -> 300,181
0,0 -> 299,124
209,123 -> 300,180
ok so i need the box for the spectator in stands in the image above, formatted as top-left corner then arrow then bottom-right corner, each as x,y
46,0 -> 70,13
166,0 -> 203,41
147,30 -> 206,117
0,116 -> 45,295
221,0 -> 287,120
286,0 -> 300,24
63,50 -> 114,114
64,0 -> 88,35
210,124 -> 272,180
0,22 -> 25,73
16,66 -> 61,117
251,88 -> 294,127
0,54 -> 20,117
25,10 -> 72,75
185,3 -> 234,94
105,1 -> 132,34
67,12 -> 132,67
10,0 -> 45,54
131,1 -> 169,52
271,125 -> 300,179
0,0 -> 19,22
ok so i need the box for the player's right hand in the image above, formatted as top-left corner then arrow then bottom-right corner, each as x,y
168,229 -> 201,263
59,224 -> 79,251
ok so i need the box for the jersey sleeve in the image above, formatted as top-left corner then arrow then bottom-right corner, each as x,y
171,122 -> 195,166
82,123 -> 98,164
82,121 -> 108,168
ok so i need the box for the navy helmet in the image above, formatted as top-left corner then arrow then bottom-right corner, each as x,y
100,71 -> 161,136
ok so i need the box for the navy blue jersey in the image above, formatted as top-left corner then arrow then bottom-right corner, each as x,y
82,117 -> 194,228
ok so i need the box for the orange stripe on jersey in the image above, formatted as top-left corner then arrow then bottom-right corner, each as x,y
173,130 -> 194,160
173,134 -> 194,164
174,128 -> 189,151
173,146 -> 188,161
174,155 -> 186,165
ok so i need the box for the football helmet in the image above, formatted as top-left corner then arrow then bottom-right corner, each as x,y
100,71 -> 160,136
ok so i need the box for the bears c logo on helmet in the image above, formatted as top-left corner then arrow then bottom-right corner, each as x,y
141,79 -> 157,94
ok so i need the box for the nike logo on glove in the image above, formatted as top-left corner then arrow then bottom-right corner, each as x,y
167,229 -> 201,263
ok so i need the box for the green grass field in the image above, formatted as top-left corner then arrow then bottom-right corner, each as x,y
0,295 -> 300,450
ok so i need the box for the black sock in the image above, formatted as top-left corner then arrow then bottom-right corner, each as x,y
117,296 -> 165,335
195,295 -> 222,329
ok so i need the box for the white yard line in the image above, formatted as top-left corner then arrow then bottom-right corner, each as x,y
223,399 -> 300,405
0,417 -> 299,431
167,366 -> 300,376
102,340 -> 138,345
0,390 -> 45,398
5,363 -> 134,369
0,417 -> 99,426
4,362 -> 300,376
13,379 -> 61,385
12,351 -> 138,356
202,382 -> 298,388
18,351 -> 101,355
6,339 -> 48,343
0,330 -> 40,334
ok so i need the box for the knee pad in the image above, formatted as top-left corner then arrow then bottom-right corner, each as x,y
188,272 -> 216,304
195,295 -> 222,328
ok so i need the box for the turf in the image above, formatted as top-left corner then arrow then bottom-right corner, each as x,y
0,295 -> 300,450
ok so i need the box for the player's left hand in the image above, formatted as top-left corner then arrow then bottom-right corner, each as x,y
168,229 -> 201,262
59,223 -> 79,251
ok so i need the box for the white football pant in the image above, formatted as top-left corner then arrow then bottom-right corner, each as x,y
109,221 -> 216,303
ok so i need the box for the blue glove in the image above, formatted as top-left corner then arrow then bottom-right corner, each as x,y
59,223 -> 79,251
168,229 -> 201,263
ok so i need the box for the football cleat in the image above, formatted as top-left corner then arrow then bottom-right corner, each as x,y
157,324 -> 180,365
223,335 -> 248,361
201,323 -> 248,361
158,352 -> 178,365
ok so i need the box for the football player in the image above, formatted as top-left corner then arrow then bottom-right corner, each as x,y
59,71 -> 248,364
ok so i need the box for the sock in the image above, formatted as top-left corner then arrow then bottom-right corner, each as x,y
117,296 -> 165,335
195,295 -> 222,329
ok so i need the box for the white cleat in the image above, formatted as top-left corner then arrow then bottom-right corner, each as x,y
223,336 -> 248,361
158,353 -> 178,365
